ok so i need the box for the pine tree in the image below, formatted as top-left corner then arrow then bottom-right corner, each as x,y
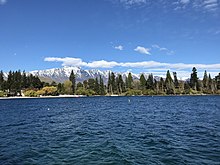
159,77 -> 165,93
111,72 -> 116,93
107,72 -> 112,94
94,77 -> 100,95
215,73 -> 220,90
173,72 -> 179,88
0,70 -> 4,90
57,83 -> 64,94
146,74 -> 154,90
165,70 -> 175,94
83,80 -> 88,89
21,71 -> 28,89
190,67 -> 199,90
99,75 -> 105,95
118,74 -> 125,94
88,78 -> 95,91
139,74 -> 146,90
127,73 -> 133,89
208,74 -> 214,93
69,70 -> 76,94
203,70 -> 209,89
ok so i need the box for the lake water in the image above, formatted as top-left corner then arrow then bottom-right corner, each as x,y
0,96 -> 220,165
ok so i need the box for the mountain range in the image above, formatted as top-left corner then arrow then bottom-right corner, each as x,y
30,66 -> 146,83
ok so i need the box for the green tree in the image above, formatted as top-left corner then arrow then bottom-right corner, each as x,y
0,70 -> 4,90
107,72 -> 112,94
77,82 -> 83,89
215,73 -> 220,90
127,73 -> 133,89
63,80 -> 73,95
208,74 -> 214,93
165,70 -> 175,94
159,77 -> 165,94
146,74 -> 154,90
203,70 -> 209,89
99,75 -> 105,95
116,74 -> 125,94
139,74 -> 146,90
94,77 -> 100,95
190,67 -> 199,90
21,71 -> 28,89
88,78 -> 96,91
69,70 -> 76,94
57,83 -> 65,94
173,72 -> 179,88
111,72 -> 116,93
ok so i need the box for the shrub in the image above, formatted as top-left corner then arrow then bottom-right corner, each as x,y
125,89 -> 142,96
0,90 -> 5,97
24,90 -> 38,97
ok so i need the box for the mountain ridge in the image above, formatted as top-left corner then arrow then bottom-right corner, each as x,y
30,66 -> 144,83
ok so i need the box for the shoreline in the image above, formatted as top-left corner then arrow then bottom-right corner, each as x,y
0,95 -> 87,99
0,94 -> 219,100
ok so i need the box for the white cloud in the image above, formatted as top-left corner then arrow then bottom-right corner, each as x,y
114,45 -> 123,50
134,46 -> 151,55
0,0 -> 7,5
86,60 -> 120,68
152,44 -> 175,55
119,0 -> 146,6
44,57 -> 220,72
174,0 -> 219,12
180,0 -> 190,5
44,57 -> 87,67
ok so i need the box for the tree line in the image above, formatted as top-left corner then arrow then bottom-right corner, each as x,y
0,67 -> 220,97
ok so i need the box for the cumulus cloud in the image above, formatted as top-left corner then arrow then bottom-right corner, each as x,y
0,0 -> 7,5
44,57 -> 220,71
114,45 -> 123,50
134,46 -> 151,55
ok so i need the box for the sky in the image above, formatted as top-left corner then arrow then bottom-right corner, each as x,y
0,0 -> 220,78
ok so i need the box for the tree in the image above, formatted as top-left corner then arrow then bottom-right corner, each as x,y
69,70 -> 76,94
190,67 -> 199,90
94,77 -> 100,95
139,74 -> 146,90
88,78 -> 96,91
57,83 -> 65,94
83,80 -> 88,89
99,75 -> 105,95
63,80 -> 73,95
173,72 -> 179,88
146,74 -> 154,90
127,73 -> 133,89
117,74 -> 125,94
21,71 -> 28,89
107,72 -> 112,94
159,77 -> 165,94
208,74 -> 214,93
111,72 -> 116,93
215,73 -> 220,90
76,82 -> 83,89
0,70 -> 4,90
165,70 -> 175,94
203,70 -> 209,89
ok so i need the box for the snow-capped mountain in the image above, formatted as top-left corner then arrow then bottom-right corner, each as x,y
30,66 -> 144,83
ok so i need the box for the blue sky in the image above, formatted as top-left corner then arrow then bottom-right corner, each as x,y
0,0 -> 220,78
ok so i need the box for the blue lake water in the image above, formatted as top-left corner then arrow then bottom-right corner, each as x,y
0,96 -> 220,165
